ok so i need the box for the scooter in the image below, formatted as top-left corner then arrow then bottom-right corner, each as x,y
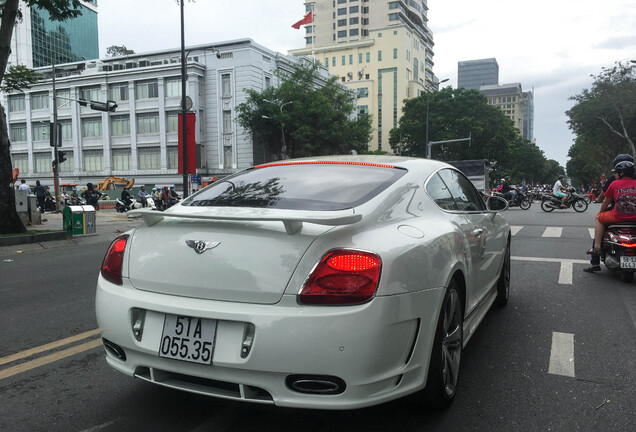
115,197 -> 155,212
493,189 -> 532,210
597,223 -> 636,282
540,188 -> 589,212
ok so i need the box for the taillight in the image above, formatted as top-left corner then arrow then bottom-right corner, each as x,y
101,235 -> 129,285
299,250 -> 381,306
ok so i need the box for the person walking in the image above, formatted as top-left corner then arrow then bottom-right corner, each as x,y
34,180 -> 46,212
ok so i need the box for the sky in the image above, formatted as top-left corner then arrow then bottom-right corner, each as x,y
97,0 -> 636,168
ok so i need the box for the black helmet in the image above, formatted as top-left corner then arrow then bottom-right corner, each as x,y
612,161 -> 635,176
612,154 -> 634,166
558,174 -> 564,179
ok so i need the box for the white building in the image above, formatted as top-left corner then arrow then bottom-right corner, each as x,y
5,39 -> 327,191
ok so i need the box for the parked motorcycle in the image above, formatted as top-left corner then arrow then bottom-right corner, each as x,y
597,223 -> 636,282
493,189 -> 532,210
115,197 -> 155,212
540,188 -> 588,212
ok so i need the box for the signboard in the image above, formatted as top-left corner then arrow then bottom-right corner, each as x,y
178,112 -> 197,174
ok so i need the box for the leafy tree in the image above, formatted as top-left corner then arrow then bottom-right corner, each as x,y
0,0 -> 86,234
237,61 -> 372,162
566,61 -> 636,185
106,45 -> 135,57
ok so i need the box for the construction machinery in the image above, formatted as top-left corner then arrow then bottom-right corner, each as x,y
96,176 -> 135,191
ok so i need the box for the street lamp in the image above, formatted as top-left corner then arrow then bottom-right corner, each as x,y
426,78 -> 449,159
263,98 -> 292,159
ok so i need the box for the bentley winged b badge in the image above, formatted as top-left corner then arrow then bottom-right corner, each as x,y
186,240 -> 220,254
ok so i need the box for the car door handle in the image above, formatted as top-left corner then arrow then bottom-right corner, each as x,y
471,229 -> 484,237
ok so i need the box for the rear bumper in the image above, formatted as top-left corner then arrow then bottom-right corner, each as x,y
95,275 -> 445,409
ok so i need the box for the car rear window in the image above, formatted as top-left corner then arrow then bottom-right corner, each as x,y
182,162 -> 407,211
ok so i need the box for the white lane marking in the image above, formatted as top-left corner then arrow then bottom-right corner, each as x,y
511,226 -> 523,236
511,256 -> 588,285
543,227 -> 563,237
588,228 -> 595,238
548,332 -> 575,377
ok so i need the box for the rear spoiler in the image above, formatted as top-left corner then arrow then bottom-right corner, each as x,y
127,207 -> 362,235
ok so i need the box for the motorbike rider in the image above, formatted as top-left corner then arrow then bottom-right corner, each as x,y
70,188 -> 80,205
137,185 -> 149,208
594,154 -> 634,207
553,175 -> 568,208
501,176 -> 517,204
585,160 -> 636,272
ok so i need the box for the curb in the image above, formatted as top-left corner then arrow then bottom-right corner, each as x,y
0,231 -> 69,247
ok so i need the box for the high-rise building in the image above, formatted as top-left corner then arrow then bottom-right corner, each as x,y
289,0 -> 439,152
522,90 -> 534,143
8,1 -> 99,69
458,58 -> 499,90
480,83 -> 524,135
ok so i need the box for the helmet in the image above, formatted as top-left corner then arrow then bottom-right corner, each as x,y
558,174 -> 564,179
612,154 -> 634,166
612,161 -> 635,176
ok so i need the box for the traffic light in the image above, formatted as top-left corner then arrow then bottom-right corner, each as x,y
89,100 -> 118,112
78,98 -> 88,107
57,151 -> 67,164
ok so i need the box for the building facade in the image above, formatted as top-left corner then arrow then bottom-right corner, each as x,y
289,0 -> 439,152
457,58 -> 499,90
480,83 -> 524,135
5,39 -> 325,191
522,90 -> 534,143
8,1 -> 99,69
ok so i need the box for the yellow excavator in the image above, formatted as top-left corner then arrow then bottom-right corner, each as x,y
96,176 -> 135,191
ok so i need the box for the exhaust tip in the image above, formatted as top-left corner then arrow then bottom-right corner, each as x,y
286,375 -> 346,395
102,338 -> 127,361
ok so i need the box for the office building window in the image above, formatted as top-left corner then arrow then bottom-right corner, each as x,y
378,50 -> 382,61
10,123 -> 27,142
358,53 -> 363,63
349,55 -> 353,64
337,0 -> 346,3
394,48 -> 398,59
58,151 -> 74,172
108,83 -> 129,102
80,86 -> 100,102
366,52 -> 370,62
342,55 -> 346,65
138,147 -> 161,170
31,92 -> 49,110
81,117 -> 102,138
337,8 -> 346,15
338,30 -> 347,38
59,119 -> 72,139
34,152 -> 51,173
338,19 -> 346,26
111,115 -> 130,136
265,76 -> 271,88
357,105 -> 368,116
389,1 -> 399,9
166,112 -> 178,133
135,80 -> 159,99
349,6 -> 358,12
8,95 -> 25,112
389,13 -> 398,21
83,149 -> 103,171
222,74 -> 232,98
56,89 -> 70,108
332,57 -> 336,66
32,123 -> 49,141
350,29 -> 359,36
167,146 -> 178,169
223,110 -> 232,133
11,153 -> 28,174
111,148 -> 131,170
136,112 -> 159,134
350,17 -> 359,25
165,78 -> 183,97
357,87 -> 369,98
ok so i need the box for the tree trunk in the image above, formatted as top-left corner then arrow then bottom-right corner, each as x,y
0,0 -> 27,234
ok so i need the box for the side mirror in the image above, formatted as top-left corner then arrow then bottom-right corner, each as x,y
486,195 -> 509,212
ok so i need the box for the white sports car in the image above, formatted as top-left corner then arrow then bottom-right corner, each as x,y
96,156 -> 510,410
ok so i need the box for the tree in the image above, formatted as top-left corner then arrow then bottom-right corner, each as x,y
237,61 -> 372,162
566,61 -> 636,184
106,45 -> 135,57
0,0 -> 86,234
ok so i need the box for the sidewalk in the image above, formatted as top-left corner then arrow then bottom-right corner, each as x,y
0,209 -> 143,256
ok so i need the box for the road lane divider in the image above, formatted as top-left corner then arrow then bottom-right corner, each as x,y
548,332 -> 575,377
512,256 -> 589,284
0,338 -> 102,380
0,328 -> 100,366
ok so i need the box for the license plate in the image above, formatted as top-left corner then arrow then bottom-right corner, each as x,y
620,256 -> 636,269
159,314 -> 217,365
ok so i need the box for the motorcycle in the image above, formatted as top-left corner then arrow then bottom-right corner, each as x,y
597,223 -> 636,283
115,197 -> 156,212
584,189 -> 599,204
493,189 -> 532,210
540,188 -> 588,212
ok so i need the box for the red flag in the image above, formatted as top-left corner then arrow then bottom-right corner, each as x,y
291,11 -> 313,29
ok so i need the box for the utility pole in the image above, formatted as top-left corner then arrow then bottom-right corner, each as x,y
51,64 -> 60,212
180,0 -> 189,198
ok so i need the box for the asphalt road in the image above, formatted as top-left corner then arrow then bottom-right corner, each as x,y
1,203 -> 634,432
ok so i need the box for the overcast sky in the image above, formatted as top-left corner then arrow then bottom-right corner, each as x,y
98,0 -> 636,169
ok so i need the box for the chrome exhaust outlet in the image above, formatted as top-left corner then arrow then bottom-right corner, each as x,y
102,338 -> 127,361
286,375 -> 346,395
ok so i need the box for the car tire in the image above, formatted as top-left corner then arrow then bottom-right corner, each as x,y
495,238 -> 510,307
418,279 -> 463,410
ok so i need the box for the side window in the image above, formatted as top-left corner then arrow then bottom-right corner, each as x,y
437,169 -> 485,212
426,173 -> 458,210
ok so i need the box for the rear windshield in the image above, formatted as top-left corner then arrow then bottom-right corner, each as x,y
182,163 -> 407,211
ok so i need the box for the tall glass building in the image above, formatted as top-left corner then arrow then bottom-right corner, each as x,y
457,58 -> 499,90
8,1 -> 99,68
